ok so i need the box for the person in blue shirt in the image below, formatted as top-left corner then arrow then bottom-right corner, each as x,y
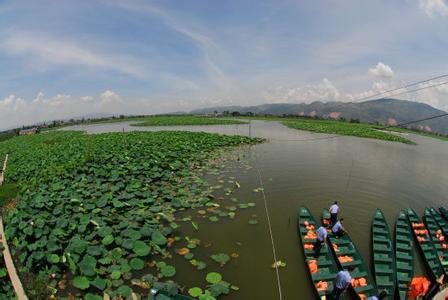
331,266 -> 354,300
314,226 -> 328,257
367,290 -> 388,300
332,218 -> 345,238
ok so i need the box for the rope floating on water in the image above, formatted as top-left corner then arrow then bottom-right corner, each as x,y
252,149 -> 284,300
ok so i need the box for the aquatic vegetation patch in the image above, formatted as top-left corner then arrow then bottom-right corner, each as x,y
0,131 -> 262,297
283,119 -> 414,144
130,116 -> 246,127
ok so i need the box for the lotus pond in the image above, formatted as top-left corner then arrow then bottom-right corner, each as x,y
0,131 -> 262,298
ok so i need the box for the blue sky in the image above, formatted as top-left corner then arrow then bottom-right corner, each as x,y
1,0 -> 448,129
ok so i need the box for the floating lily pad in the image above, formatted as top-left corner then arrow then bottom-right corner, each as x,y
73,276 -> 90,290
133,241 -> 150,256
206,272 -> 222,284
248,219 -> 258,225
188,287 -> 203,297
130,258 -> 145,270
209,216 -> 219,222
160,264 -> 176,277
211,253 -> 230,267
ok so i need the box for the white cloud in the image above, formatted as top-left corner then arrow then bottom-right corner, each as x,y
0,91 -> 156,130
0,30 -> 144,77
419,0 -> 448,17
263,78 -> 340,103
368,62 -> 394,78
105,1 -> 234,91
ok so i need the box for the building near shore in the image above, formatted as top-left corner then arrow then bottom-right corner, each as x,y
18,128 -> 38,135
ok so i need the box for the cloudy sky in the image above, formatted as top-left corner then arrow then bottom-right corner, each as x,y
1,0 -> 448,130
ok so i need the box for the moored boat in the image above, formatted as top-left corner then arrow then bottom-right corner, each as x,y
439,207 -> 448,223
322,209 -> 378,299
395,210 -> 414,300
298,207 -> 339,299
371,209 -> 396,298
430,207 -> 448,235
407,208 -> 444,281
423,208 -> 448,273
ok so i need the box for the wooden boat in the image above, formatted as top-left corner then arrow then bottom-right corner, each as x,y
322,209 -> 378,299
430,207 -> 448,235
371,209 -> 396,298
407,208 -> 444,281
395,210 -> 414,300
423,208 -> 448,273
298,207 -> 339,299
439,207 -> 448,223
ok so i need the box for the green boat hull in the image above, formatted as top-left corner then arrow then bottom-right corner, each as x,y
407,208 -> 444,281
372,209 -> 396,298
423,208 -> 448,275
322,209 -> 378,299
298,207 -> 339,299
395,210 -> 414,300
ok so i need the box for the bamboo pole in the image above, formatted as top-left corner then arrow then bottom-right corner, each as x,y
0,154 -> 28,299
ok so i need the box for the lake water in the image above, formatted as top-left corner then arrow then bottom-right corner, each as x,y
63,121 -> 448,299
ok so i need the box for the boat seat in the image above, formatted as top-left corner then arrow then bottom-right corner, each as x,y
373,244 -> 392,252
396,251 -> 412,259
350,271 -> 368,278
373,220 -> 386,227
374,255 -> 393,263
354,284 -> 375,293
396,263 -> 413,271
341,259 -> 362,267
312,272 -> 337,281
373,228 -> 388,235
373,236 -> 390,243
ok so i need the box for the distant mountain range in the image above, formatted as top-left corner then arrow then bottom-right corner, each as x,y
191,98 -> 448,135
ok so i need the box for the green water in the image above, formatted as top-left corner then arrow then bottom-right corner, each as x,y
65,120 -> 448,299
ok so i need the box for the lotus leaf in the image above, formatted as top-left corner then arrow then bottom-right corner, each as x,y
73,276 -> 90,290
85,294 -> 102,300
102,235 -> 114,246
111,270 -> 121,280
130,258 -> 145,270
188,287 -> 203,297
48,254 -> 60,264
206,272 -> 222,284
151,231 -> 167,245
209,282 -> 230,297
211,253 -> 230,266
133,241 -> 150,256
116,285 -> 133,297
248,219 -> 258,225
79,255 -> 97,276
160,264 -> 176,277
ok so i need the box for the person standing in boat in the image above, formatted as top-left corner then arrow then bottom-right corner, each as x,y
332,218 -> 345,238
314,225 -> 328,257
329,201 -> 339,226
367,290 -> 388,300
331,266 -> 353,300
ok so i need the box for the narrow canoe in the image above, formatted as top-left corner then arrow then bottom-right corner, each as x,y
423,208 -> 448,273
395,210 -> 414,300
430,208 -> 448,235
322,209 -> 378,299
439,207 -> 448,223
372,209 -> 396,298
298,207 -> 339,299
407,208 -> 444,281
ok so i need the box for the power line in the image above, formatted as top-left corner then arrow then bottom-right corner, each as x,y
376,81 -> 448,101
380,112 -> 448,130
353,74 -> 448,102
